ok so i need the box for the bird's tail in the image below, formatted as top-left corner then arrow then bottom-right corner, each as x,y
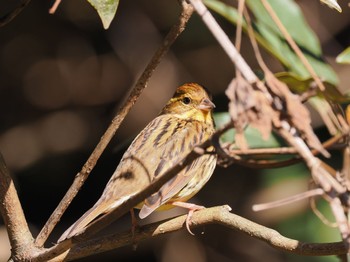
57,201 -> 106,242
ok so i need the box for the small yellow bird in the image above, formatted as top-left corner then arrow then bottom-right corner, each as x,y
58,83 -> 217,241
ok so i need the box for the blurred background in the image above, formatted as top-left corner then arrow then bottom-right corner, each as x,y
0,0 -> 349,261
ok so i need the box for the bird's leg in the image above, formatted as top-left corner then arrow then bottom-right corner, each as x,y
130,209 -> 138,250
171,201 -> 205,235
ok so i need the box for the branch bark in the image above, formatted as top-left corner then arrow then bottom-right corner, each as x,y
33,205 -> 347,261
0,154 -> 38,260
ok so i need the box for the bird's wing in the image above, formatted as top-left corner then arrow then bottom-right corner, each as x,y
138,117 -> 210,219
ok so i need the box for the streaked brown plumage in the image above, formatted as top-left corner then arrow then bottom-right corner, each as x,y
58,83 -> 217,241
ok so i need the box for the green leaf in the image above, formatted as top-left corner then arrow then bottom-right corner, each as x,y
87,0 -> 119,29
336,47 -> 350,64
276,72 -> 350,103
213,112 -> 235,143
213,112 -> 283,148
204,0 -> 339,85
246,0 -> 321,56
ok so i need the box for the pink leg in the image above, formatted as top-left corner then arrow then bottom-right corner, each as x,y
171,202 -> 205,235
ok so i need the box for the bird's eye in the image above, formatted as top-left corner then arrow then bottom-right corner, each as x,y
182,97 -> 191,105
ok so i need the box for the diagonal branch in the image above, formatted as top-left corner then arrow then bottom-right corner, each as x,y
0,0 -> 31,27
34,0 -> 194,247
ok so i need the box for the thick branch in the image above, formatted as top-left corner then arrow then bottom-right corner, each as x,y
0,154 -> 35,258
34,0 -> 194,247
36,205 -> 347,261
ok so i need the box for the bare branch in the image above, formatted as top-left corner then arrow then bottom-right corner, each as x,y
216,132 -> 345,169
35,205 -> 347,261
49,0 -> 61,14
253,188 -> 325,212
34,0 -> 194,247
227,132 -> 345,156
0,154 -> 37,259
310,195 -> 337,227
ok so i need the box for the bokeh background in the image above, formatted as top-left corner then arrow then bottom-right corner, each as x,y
0,0 -> 350,261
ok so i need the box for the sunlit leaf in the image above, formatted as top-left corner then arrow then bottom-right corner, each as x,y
204,0 -> 339,85
87,0 -> 119,29
213,112 -> 283,148
336,47 -> 350,64
246,0 -> 321,55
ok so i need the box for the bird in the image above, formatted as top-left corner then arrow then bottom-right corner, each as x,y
58,83 -> 217,242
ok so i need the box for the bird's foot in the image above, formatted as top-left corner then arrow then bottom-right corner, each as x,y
171,201 -> 204,235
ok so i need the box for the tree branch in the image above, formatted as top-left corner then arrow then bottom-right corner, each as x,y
216,132 -> 346,169
34,205 -> 347,261
252,188 -> 325,212
34,0 -> 194,247
0,154 -> 38,260
0,0 -> 31,27
49,0 -> 61,14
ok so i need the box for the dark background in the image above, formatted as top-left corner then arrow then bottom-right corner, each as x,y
0,0 -> 349,261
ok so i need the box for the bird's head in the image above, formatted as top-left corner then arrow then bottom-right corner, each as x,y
161,83 -> 215,123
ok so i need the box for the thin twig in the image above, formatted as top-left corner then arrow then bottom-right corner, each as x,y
243,5 -> 269,73
278,126 -> 350,251
227,132 -> 345,156
34,0 -> 194,247
49,0 -> 62,14
329,197 -> 350,250
217,132 -> 345,169
310,196 -> 337,228
0,0 -> 31,27
259,0 -> 325,92
35,205 -> 348,261
234,0 -> 245,52
252,188 -> 325,212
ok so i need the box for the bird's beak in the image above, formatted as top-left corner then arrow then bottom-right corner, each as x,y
197,98 -> 215,111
